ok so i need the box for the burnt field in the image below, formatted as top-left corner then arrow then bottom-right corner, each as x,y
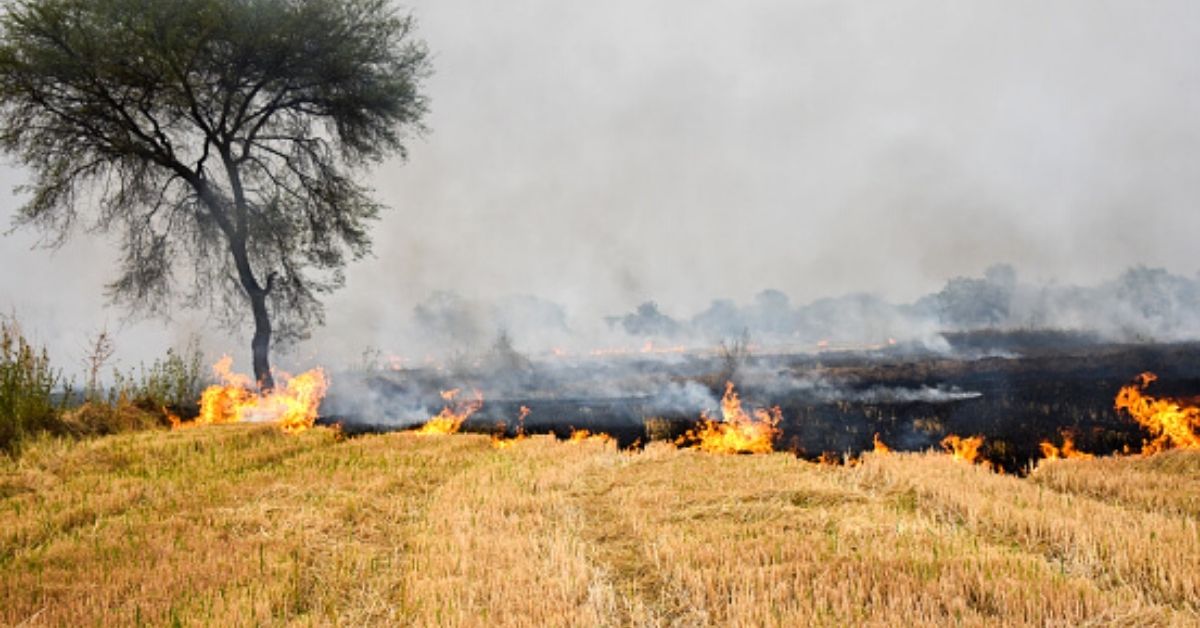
320,332 -> 1200,472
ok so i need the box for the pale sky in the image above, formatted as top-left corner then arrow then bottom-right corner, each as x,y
3,0 -> 1200,373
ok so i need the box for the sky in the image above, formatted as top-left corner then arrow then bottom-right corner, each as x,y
2,0 -> 1200,373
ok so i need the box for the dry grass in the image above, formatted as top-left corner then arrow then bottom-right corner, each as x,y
1029,449 -> 1200,519
1,426 -> 1197,626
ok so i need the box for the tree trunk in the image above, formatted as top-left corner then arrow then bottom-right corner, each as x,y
188,174 -> 275,391
227,228 -> 274,392
250,289 -> 275,391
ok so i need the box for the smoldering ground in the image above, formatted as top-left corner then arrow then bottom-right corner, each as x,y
306,258 -> 1200,470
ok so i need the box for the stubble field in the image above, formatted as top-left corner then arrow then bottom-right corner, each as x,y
1,425 -> 1197,626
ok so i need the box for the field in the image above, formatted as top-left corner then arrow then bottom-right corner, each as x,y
1,425 -> 1198,626
333,339 -> 1200,472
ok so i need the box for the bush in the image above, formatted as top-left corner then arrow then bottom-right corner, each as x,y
81,338 -> 207,433
1,323 -> 208,453
119,338 -> 205,420
59,397 -> 162,436
0,320 -> 65,455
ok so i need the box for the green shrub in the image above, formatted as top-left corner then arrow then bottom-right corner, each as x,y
111,338 -> 206,424
0,320 -> 65,455
59,339 -> 207,436
2,324 -> 207,452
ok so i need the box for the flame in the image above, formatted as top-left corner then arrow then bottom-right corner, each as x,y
415,388 -> 483,436
677,382 -> 781,454
941,434 -> 985,465
873,433 -> 892,454
567,428 -> 615,445
176,356 -> 328,434
1039,433 -> 1094,460
1115,372 -> 1200,454
817,452 -> 842,465
492,406 -> 530,449
491,436 -> 518,449
165,407 -> 184,429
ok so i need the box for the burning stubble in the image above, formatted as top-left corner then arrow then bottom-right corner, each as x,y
171,356 -> 328,435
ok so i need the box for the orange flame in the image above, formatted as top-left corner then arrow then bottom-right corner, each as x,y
941,434 -> 985,466
1115,372 -> 1200,454
817,451 -> 842,465
873,433 -> 892,454
567,428 -> 615,445
415,388 -> 483,435
176,356 -> 328,434
492,406 -> 530,449
1039,433 -> 1094,460
677,382 -> 781,454
491,436 -> 518,449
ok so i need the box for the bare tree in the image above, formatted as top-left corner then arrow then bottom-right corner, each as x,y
0,0 -> 430,388
83,326 -> 115,401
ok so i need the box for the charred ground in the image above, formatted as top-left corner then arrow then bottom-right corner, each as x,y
320,330 -> 1195,472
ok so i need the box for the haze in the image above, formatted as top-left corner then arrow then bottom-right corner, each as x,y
3,0 -> 1200,372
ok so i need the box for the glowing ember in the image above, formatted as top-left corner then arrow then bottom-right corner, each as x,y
415,388 -> 483,436
567,428 -> 615,445
1115,372 -> 1200,454
1039,433 -> 1093,460
941,434 -> 985,466
873,433 -> 892,454
677,382 -> 781,454
175,356 -> 328,434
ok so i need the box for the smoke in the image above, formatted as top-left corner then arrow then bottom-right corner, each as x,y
321,373 -> 432,429
645,380 -> 719,415
337,263 -> 1200,373
734,361 -> 980,403
4,0 -> 1200,382
839,386 -> 982,404
313,258 -> 1200,430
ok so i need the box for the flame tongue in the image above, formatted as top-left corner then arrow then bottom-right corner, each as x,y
491,406 -> 530,449
1115,372 -> 1200,453
1039,433 -> 1093,460
568,429 -> 614,445
183,356 -> 328,433
941,434 -> 985,466
416,388 -> 483,435
678,382 -> 781,454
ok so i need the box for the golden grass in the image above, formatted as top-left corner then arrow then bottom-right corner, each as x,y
1,427 -> 1197,626
1029,449 -> 1200,518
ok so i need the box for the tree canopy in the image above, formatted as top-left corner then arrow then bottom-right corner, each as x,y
0,0 -> 430,387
